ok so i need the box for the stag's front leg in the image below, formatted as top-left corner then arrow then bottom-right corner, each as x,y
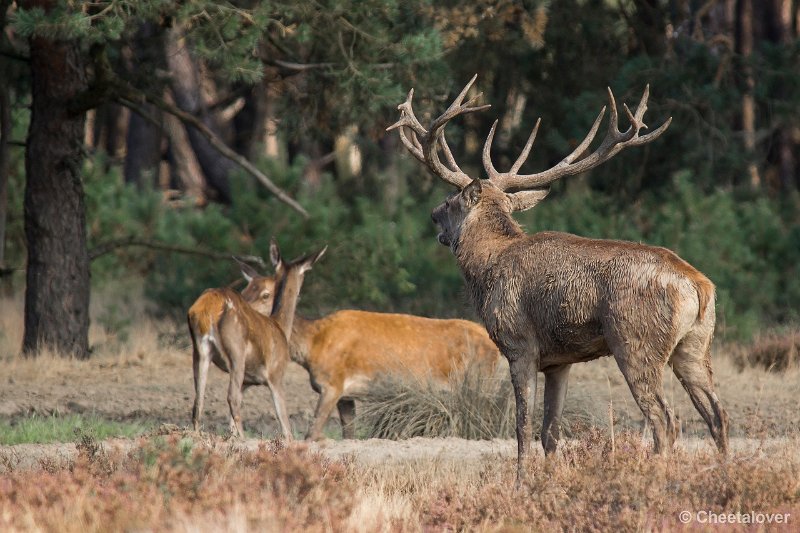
507,354 -> 536,482
541,364 -> 571,455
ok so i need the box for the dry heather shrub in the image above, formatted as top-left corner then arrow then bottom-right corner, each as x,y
0,435 -> 356,533
355,363 -> 596,440
419,431 -> 800,531
733,330 -> 800,373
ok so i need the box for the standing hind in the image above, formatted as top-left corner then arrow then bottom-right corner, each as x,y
188,239 -> 326,438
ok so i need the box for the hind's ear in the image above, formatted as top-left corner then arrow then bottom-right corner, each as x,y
269,237 -> 282,268
301,246 -> 327,273
462,178 -> 482,208
233,256 -> 260,283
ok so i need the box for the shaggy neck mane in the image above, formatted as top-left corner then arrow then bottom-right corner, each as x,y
455,200 -> 523,276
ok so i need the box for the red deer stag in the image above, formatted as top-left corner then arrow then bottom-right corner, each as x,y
187,239 -> 326,439
388,76 -> 729,478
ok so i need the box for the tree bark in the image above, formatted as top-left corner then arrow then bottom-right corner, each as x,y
764,0 -> 797,190
736,0 -> 761,188
0,83 -> 9,271
123,23 -> 163,188
163,92 -> 207,202
164,26 -> 234,202
21,0 -> 90,358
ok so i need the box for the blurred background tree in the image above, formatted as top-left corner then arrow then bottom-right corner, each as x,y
1,0 -> 798,357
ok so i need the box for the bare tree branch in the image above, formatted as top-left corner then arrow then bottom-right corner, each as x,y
88,236 -> 268,268
111,80 -> 308,218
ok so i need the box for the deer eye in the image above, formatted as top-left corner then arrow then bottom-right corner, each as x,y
262,293 -> 271,300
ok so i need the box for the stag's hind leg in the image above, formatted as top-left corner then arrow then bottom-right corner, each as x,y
541,364 -> 571,455
670,329 -> 729,454
612,346 -> 678,454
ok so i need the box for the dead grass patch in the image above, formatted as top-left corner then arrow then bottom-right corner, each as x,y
731,329 -> 800,373
356,362 -> 597,440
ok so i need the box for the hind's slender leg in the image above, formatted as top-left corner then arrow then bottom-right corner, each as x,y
227,358 -> 246,437
267,378 -> 294,441
192,336 -> 213,431
337,399 -> 356,439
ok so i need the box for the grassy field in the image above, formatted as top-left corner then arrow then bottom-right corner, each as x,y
2,292 -> 800,531
0,413 -> 151,445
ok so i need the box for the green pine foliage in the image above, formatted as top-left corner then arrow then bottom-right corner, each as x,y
72,155 -> 800,340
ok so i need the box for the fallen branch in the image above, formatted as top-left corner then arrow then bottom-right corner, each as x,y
88,236 -> 268,269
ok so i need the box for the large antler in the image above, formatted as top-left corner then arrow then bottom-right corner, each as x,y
484,85 -> 672,192
387,75 -> 490,188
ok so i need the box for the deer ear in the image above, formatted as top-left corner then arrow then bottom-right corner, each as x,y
233,256 -> 260,283
301,245 -> 327,273
269,237 -> 282,268
508,188 -> 550,212
462,178 -> 482,207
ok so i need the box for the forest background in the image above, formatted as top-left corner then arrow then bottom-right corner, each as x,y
1,0 -> 799,359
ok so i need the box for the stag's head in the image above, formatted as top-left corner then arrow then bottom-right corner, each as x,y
388,75 -> 671,250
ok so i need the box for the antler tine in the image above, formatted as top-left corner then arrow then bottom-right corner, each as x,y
482,120 -> 501,179
438,131 -> 462,175
509,118 -> 541,174
489,85 -> 670,195
387,88 -> 429,165
632,84 -> 650,124
389,75 -> 492,189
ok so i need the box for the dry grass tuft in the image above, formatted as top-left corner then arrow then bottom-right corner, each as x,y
0,291 -> 185,383
355,363 -> 597,440
732,329 -> 800,373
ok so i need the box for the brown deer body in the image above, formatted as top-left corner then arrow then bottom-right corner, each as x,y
291,310 -> 500,439
187,240 -> 326,439
389,76 -> 729,478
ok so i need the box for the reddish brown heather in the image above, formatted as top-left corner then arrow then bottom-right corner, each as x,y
2,432 -> 799,532
0,436 -> 355,532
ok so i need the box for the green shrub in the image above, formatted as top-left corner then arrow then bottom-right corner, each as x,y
71,156 -> 800,339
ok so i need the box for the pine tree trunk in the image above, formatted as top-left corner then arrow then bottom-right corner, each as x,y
764,0 -> 797,189
123,106 -> 161,187
123,23 -> 163,188
736,0 -> 761,188
165,26 -> 234,202
21,4 -> 90,358
0,83 -> 10,271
